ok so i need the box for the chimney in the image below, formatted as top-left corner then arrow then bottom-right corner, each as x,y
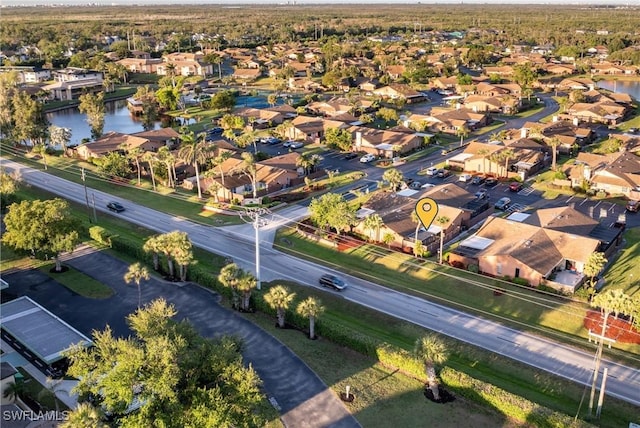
573,117 -> 579,126
355,131 -> 362,148
520,128 -> 528,138
552,115 -> 558,122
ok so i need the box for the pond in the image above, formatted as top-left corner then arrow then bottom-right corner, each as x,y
596,79 -> 640,100
47,99 -> 160,146
48,92 -> 301,147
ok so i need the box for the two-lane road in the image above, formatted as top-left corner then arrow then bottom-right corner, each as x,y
2,158 -> 639,408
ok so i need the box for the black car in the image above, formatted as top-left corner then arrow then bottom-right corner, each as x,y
344,152 -> 359,160
106,201 -> 125,213
485,177 -> 498,187
319,274 -> 347,291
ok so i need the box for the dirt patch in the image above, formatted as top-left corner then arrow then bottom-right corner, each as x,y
584,310 -> 640,344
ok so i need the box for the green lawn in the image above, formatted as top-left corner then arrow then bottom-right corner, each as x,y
246,282 -> 637,428
273,227 -> 640,357
38,263 -> 114,299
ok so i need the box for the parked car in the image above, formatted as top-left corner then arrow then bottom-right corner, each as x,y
509,182 -> 523,192
424,166 -> 438,176
344,152 -> 359,160
421,182 -> 435,189
289,141 -> 304,149
459,173 -> 473,183
359,153 -> 377,163
626,200 -> 640,213
471,175 -> 486,185
475,189 -> 488,199
494,197 -> 511,211
319,274 -> 348,291
436,169 -> 451,178
261,136 -> 281,145
283,140 -> 294,148
106,201 -> 125,213
409,181 -> 423,190
485,177 -> 498,187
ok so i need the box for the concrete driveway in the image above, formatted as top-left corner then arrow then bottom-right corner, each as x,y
2,246 -> 359,428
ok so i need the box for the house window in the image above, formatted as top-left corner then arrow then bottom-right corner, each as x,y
496,263 -> 502,275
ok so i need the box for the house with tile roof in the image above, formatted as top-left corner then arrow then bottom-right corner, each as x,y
564,150 -> 640,198
355,182 -> 490,253
451,206 -> 623,293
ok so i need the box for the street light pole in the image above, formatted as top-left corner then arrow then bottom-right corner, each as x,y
587,314 -> 614,417
240,207 -> 270,291
81,168 -> 91,220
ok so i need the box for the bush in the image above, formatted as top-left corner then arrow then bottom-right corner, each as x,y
511,277 -> 529,287
376,343 -> 424,381
89,226 -> 111,245
467,264 -> 479,273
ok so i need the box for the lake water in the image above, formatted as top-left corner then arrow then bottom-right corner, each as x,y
596,80 -> 640,100
47,99 -> 159,146
47,93 -> 298,146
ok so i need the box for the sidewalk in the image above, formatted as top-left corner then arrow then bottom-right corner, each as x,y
0,339 -> 78,410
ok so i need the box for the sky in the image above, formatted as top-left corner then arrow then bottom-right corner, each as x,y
2,0 -> 638,6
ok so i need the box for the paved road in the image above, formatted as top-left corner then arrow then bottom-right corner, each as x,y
2,246 -> 359,428
2,158 -> 639,408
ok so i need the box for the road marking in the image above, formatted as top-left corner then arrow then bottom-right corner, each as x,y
567,195 -> 574,203
594,201 -> 601,209
580,198 -> 588,206
418,309 -> 439,318
497,336 -> 517,345
609,203 -> 616,212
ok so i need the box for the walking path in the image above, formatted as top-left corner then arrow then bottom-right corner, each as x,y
2,246 -> 360,428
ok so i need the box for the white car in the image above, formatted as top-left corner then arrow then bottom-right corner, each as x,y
425,166 -> 438,176
359,154 -> 376,163
421,182 -> 435,189
289,141 -> 304,149
459,173 -> 473,183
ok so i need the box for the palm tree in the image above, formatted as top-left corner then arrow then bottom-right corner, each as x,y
297,297 -> 324,339
211,150 -> 232,187
436,216 -> 450,264
500,148 -> 515,178
583,252 -> 607,300
414,334 -> 448,401
218,263 -> 242,310
165,62 -> 177,88
410,210 -> 423,247
456,124 -> 469,146
142,151 -> 157,191
477,148 -> 490,175
143,235 -> 161,271
178,131 -> 213,199
296,152 -> 322,176
236,152 -> 259,198
60,402 -> 107,428
547,137 -> 561,171
267,93 -> 278,107
363,213 -> 384,242
237,269 -> 257,311
123,145 -> 144,186
124,262 -> 150,309
3,380 -> 26,402
172,232 -> 193,281
382,168 -> 404,193
264,285 -> 296,328
156,146 -> 176,188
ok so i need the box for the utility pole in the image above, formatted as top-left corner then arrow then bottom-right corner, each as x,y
587,313 -> 614,417
81,168 -> 91,220
240,207 -> 271,290
91,193 -> 97,223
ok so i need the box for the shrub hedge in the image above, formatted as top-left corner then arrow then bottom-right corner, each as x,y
91,233 -> 595,428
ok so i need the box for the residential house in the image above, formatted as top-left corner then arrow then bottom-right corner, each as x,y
385,65 -> 406,80
543,63 -> 576,76
117,57 -> 163,74
564,151 -> 640,197
356,182 -> 490,253
307,97 -> 354,117
566,101 -> 628,125
234,107 -> 286,128
475,82 -> 521,97
0,65 -> 51,83
232,68 -> 263,82
463,95 -> 518,114
447,140 -> 545,178
482,65 -> 514,78
159,52 -> 213,77
421,106 -> 491,135
189,152 -> 302,202
75,130 -> 175,160
350,126 -> 423,158
451,206 -> 623,293
372,84 -> 425,103
43,79 -> 104,101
